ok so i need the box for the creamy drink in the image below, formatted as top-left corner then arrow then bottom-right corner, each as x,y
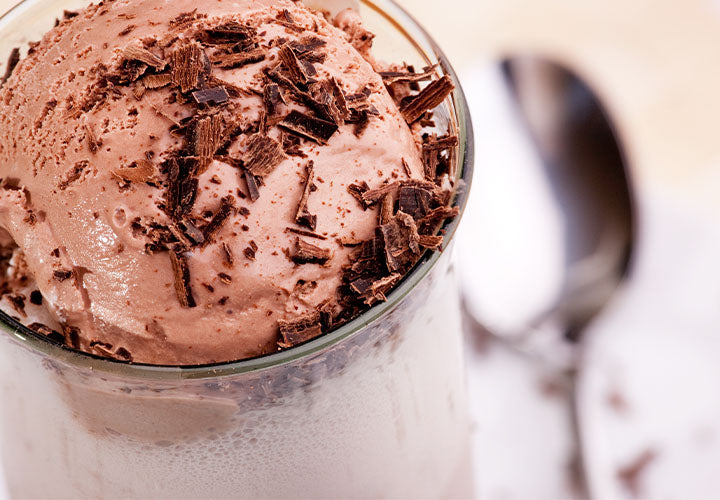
0,0 -> 473,497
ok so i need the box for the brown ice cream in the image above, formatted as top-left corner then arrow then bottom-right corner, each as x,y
0,0 -> 457,364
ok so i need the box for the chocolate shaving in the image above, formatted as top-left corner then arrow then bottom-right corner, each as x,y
7,294 -> 26,318
351,273 -> 402,306
169,250 -> 196,308
115,347 -> 133,361
281,132 -> 305,157
90,340 -> 115,358
379,65 -> 436,85
418,234 -> 443,250
58,161 -> 87,190
202,22 -> 257,45
169,42 -> 209,93
1,47 -> 20,87
278,44 -> 311,86
379,193 -> 394,225
221,242 -> 234,267
85,124 -> 101,153
279,110 -> 338,145
401,157 -> 412,177
276,9 -> 305,33
277,311 -> 322,349
122,44 -> 166,70
377,211 -> 420,272
362,182 -> 398,207
422,133 -> 459,179
201,196 -> 235,247
193,114 -> 224,173
397,181 -> 438,219
166,157 -> 198,218
353,111 -> 369,137
243,244 -> 257,261
218,272 -> 232,284
263,83 -> 285,116
211,48 -> 266,69
291,238 -> 331,265
62,325 -> 81,349
295,161 -> 317,230
112,159 -> 157,183
285,227 -> 327,240
142,72 -> 172,89
244,170 -> 260,201
118,24 -> 136,36
400,75 -> 455,124
347,181 -> 370,209
29,323 -> 64,344
244,134 -> 286,176
192,86 -> 229,105
289,36 -> 327,56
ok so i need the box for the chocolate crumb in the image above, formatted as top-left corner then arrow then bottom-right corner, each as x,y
169,250 -> 196,308
279,110 -> 338,145
400,75 -> 455,124
53,269 -> 74,282
218,272 -> 232,284
291,237 -> 331,265
277,311 -> 322,349
617,449 -> 657,498
295,161 -> 317,230
29,290 -> 42,305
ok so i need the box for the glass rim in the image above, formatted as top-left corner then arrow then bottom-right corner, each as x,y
0,0 -> 475,381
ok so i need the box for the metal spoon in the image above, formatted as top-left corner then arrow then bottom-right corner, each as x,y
461,57 -> 635,497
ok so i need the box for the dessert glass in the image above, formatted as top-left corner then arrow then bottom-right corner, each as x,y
0,0 -> 475,498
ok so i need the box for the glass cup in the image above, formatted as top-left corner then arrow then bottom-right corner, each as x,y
0,0 -> 474,498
